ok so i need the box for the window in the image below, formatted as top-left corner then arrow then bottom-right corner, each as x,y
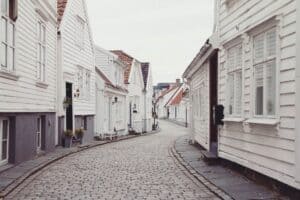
36,117 -> 42,151
37,21 -> 46,82
253,27 -> 277,116
227,44 -> 243,116
199,84 -> 205,118
76,17 -> 85,48
76,67 -> 91,100
0,118 -> 9,164
1,0 -> 16,72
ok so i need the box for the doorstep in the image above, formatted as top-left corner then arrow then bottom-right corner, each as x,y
0,134 -> 138,198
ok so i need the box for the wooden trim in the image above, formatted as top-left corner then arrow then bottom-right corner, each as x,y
295,0 -> 300,183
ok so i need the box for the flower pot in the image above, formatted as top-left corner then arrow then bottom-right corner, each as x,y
64,137 -> 72,148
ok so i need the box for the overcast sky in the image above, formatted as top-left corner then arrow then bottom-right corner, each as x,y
86,0 -> 214,84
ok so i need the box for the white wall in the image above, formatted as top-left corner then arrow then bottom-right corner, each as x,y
0,0 -> 57,113
58,0 -> 95,116
218,0 -> 299,189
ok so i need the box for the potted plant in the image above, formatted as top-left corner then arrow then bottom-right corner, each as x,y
75,128 -> 84,144
64,130 -> 73,148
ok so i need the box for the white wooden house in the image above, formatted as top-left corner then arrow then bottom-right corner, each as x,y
57,0 -> 96,144
94,46 -> 128,137
111,51 -> 146,133
165,84 -> 190,127
141,63 -> 153,132
184,0 -> 300,190
0,0 -> 57,165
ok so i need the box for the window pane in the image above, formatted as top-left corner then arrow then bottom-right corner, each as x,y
236,46 -> 242,69
266,28 -> 276,57
266,61 -> 276,115
228,74 -> 234,115
7,46 -> 13,70
1,43 -> 7,67
1,0 -> 7,14
235,71 -> 242,115
1,17 -> 7,42
227,48 -> 235,72
254,33 -> 264,62
8,22 -> 14,46
2,120 -> 8,139
255,65 -> 264,115
2,141 -> 7,160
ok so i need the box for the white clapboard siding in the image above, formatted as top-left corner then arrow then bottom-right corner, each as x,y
59,0 -> 95,116
0,0 -> 57,113
218,0 -> 299,189
190,62 -> 210,150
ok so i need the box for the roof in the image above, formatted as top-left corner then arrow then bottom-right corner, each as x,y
170,89 -> 184,106
95,68 -> 128,93
57,0 -> 68,26
156,86 -> 178,103
111,50 -> 134,84
141,63 -> 149,88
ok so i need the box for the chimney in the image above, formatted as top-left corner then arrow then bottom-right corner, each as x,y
176,78 -> 181,86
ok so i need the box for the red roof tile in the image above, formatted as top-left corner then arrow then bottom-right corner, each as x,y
57,0 -> 68,25
111,50 -> 134,84
170,89 -> 183,105
141,63 -> 149,88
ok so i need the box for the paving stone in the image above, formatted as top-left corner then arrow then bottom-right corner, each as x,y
7,121 -> 219,200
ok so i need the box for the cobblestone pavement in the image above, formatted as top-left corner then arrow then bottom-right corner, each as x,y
7,121 -> 219,200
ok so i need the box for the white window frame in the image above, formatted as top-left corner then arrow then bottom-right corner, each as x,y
36,20 -> 46,82
0,117 -> 9,165
1,0 -> 16,73
251,24 -> 279,119
226,43 -> 243,117
76,67 -> 91,100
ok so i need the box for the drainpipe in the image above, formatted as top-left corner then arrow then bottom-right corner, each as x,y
295,0 -> 300,183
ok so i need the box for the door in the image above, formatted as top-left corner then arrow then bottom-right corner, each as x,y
0,118 -> 9,165
66,82 -> 73,131
209,52 -> 218,155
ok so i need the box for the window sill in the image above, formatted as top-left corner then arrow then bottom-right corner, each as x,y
0,70 -> 19,81
223,117 -> 245,123
36,81 -> 49,89
244,118 -> 279,126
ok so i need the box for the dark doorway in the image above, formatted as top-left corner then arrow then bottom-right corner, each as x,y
66,82 -> 73,131
209,51 -> 218,155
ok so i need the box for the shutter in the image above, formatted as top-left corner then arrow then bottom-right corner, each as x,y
266,28 -> 276,57
266,61 -> 276,115
253,33 -> 264,63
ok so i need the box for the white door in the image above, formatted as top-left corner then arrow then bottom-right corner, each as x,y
36,117 -> 42,152
0,118 -> 9,165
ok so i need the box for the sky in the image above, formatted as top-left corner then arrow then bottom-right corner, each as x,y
86,0 -> 215,84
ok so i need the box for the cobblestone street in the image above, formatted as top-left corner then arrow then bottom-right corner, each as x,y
7,121 -> 219,200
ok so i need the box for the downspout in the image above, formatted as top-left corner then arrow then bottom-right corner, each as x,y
295,0 -> 300,183
143,88 -> 147,133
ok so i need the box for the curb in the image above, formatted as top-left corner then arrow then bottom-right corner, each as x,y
0,135 -> 139,198
170,136 -> 234,200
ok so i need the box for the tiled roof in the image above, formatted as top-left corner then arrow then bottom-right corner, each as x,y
170,89 -> 183,106
57,0 -> 68,26
141,63 -> 149,88
95,68 -> 128,93
111,50 -> 134,84
156,86 -> 177,103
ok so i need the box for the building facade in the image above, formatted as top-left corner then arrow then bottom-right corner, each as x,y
94,46 -> 128,137
57,0 -> 96,144
184,0 -> 300,190
0,0 -> 57,165
141,63 -> 153,132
